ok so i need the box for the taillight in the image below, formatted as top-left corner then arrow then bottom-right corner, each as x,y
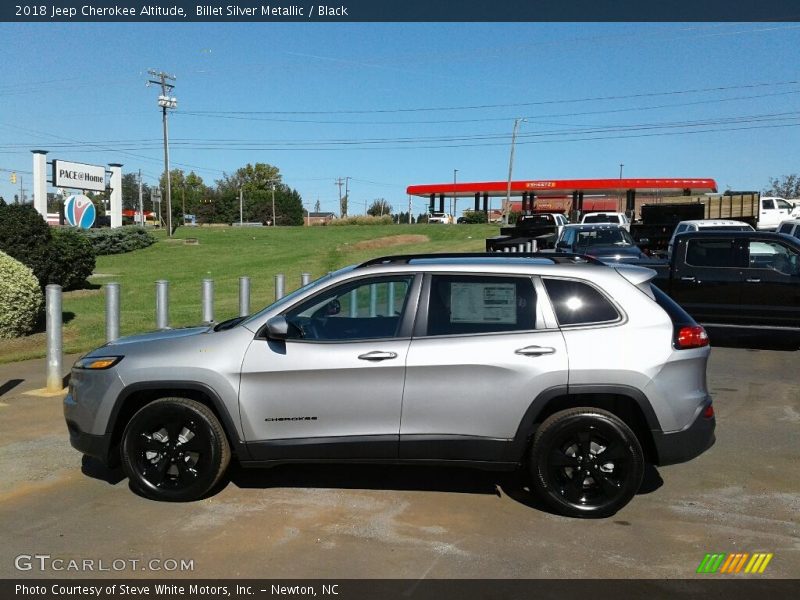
675,325 -> 709,349
703,404 -> 714,419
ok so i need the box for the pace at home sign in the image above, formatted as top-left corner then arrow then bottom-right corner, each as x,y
52,160 -> 106,192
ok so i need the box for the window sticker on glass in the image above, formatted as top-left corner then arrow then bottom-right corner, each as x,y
450,283 -> 517,324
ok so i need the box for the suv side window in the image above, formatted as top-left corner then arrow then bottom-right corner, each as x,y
778,222 -> 794,235
746,240 -> 800,275
426,275 -> 535,336
685,238 -> 738,268
285,276 -> 414,341
543,278 -> 620,326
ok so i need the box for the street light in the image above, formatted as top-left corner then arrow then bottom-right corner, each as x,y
271,182 -> 276,226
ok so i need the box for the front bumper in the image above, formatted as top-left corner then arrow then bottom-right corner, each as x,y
65,419 -> 114,465
652,401 -> 716,466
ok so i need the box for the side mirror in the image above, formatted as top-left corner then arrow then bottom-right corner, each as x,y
264,315 -> 289,340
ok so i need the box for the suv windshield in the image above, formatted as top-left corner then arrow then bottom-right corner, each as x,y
241,267 -> 354,328
575,228 -> 635,250
583,214 -> 618,224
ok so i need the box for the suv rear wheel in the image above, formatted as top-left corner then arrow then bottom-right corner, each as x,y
530,408 -> 644,518
121,397 -> 230,501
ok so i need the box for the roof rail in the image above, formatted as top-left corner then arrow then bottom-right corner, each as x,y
356,252 -> 605,269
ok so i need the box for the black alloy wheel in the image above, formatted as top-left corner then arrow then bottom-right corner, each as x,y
530,408 -> 644,518
121,397 -> 230,501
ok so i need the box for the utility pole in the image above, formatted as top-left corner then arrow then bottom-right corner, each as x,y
504,117 -> 526,226
336,177 -> 345,217
138,169 -> 144,226
453,169 -> 459,221
239,187 -> 243,225
408,195 -> 412,224
148,69 -> 177,236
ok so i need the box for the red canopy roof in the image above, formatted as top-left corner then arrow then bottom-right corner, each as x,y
407,178 -> 717,198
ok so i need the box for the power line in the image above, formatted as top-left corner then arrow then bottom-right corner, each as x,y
181,79 -> 800,116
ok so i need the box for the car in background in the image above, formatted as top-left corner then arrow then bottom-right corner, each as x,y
555,224 -> 648,263
777,218 -> 800,242
580,212 -> 631,231
427,212 -> 453,224
758,197 -> 800,230
667,219 -> 754,257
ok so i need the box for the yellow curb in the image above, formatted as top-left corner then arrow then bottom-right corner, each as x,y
23,388 -> 68,398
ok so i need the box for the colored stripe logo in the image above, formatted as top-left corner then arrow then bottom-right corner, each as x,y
697,552 -> 773,574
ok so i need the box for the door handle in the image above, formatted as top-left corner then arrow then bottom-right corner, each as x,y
515,345 -> 556,357
680,276 -> 696,282
745,278 -> 761,283
358,351 -> 398,361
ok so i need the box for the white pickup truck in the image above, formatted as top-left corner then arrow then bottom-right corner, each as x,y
758,197 -> 800,230
427,212 -> 453,224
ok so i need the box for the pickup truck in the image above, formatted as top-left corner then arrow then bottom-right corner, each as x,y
485,213 -> 567,252
651,230 -> 800,329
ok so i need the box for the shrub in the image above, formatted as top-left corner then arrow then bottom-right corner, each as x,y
329,215 -> 394,226
461,211 -> 488,224
0,201 -> 53,286
84,225 -> 156,255
49,228 -> 96,290
0,251 -> 43,338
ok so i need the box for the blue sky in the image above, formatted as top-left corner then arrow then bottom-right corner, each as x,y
1,22 -> 799,215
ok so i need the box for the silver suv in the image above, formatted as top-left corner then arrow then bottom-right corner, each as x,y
65,253 -> 715,517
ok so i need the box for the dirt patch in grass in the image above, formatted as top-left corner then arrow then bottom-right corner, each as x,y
351,235 -> 430,250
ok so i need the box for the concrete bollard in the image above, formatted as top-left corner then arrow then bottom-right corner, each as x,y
274,273 -> 285,301
155,280 -> 169,330
45,284 -> 63,392
301,272 -> 312,286
526,241 -> 533,253
105,282 -> 120,342
518,243 -> 525,253
202,279 -> 214,324
239,277 -> 250,317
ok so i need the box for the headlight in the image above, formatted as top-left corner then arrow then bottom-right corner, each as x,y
74,356 -> 124,370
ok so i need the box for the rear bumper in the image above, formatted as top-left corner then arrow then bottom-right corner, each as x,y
652,401 -> 716,466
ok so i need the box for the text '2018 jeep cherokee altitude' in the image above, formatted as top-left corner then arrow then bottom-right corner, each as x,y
65,253 -> 715,518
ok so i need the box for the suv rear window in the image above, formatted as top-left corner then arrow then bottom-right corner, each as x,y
543,278 -> 619,326
426,275 -> 535,336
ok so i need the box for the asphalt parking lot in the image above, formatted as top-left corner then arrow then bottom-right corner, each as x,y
0,342 -> 798,579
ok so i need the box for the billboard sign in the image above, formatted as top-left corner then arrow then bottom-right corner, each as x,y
52,160 -> 106,192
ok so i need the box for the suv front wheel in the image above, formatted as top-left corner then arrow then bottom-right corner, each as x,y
530,408 -> 644,518
121,397 -> 231,501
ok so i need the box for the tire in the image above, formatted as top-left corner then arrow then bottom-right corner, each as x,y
121,397 -> 231,501
529,408 -> 644,518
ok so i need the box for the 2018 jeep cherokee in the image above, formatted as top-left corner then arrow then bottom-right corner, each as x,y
65,252 -> 715,517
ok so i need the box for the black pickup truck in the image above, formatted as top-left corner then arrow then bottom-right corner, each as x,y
651,231 -> 800,328
485,213 -> 567,252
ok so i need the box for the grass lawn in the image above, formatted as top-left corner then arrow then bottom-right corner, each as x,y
0,223 -> 499,364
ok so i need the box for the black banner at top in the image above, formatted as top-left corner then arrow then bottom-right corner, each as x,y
2,0 -> 800,22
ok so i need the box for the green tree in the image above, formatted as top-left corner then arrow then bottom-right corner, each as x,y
765,174 -> 800,198
216,163 -> 282,196
340,194 -> 348,217
314,199 -> 321,213
121,172 -> 151,212
367,198 -> 392,217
